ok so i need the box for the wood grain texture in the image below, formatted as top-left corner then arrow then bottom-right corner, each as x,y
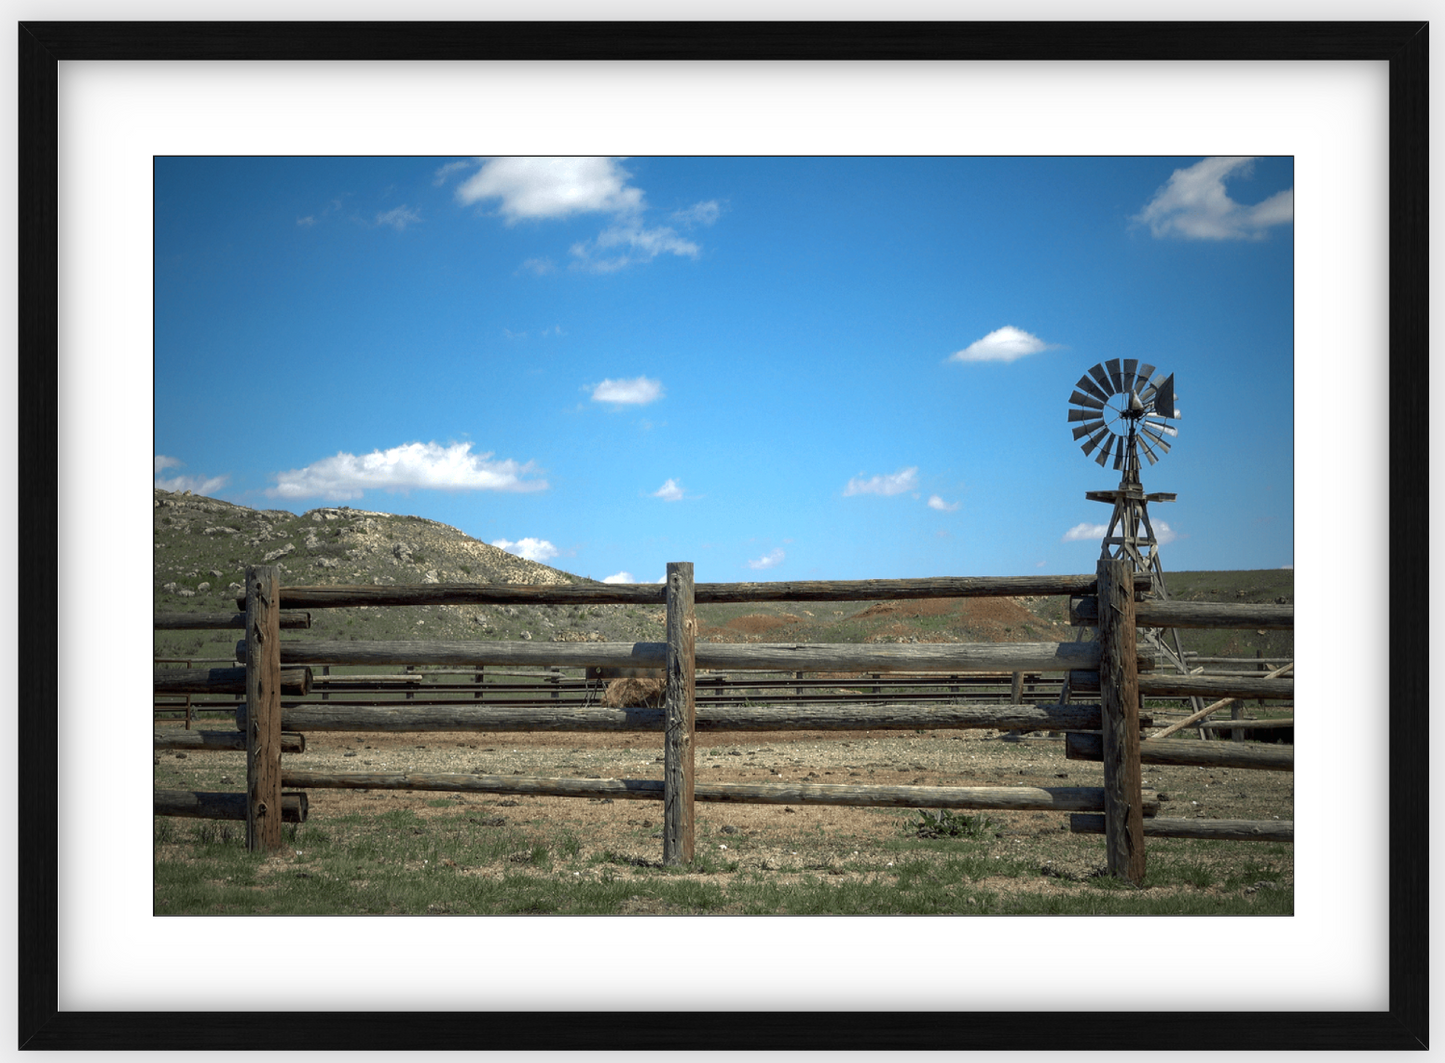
154,790 -> 307,823
663,562 -> 695,865
1069,814 -> 1292,843
154,730 -> 305,754
155,666 -> 311,696
244,566 -> 284,852
153,611 -> 311,630
1097,560 -> 1146,884
1065,732 -> 1293,772
1070,597 -> 1293,630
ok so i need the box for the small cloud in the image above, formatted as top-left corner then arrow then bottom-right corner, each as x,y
653,478 -> 686,502
491,537 -> 559,563
1062,522 -> 1110,542
570,221 -> 700,273
949,326 -> 1058,364
591,376 -> 664,406
927,494 -> 960,512
1153,521 -> 1178,545
671,200 -> 721,227
517,257 -> 556,277
602,571 -> 635,584
376,205 -> 421,231
154,455 -> 229,496
746,548 -> 785,571
844,466 -> 918,497
432,159 -> 473,187
296,215 -> 316,227
267,441 -> 546,502
456,157 -> 644,222
1133,157 -> 1294,240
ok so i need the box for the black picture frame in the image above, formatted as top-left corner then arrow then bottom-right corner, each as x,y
19,21 -> 1427,1051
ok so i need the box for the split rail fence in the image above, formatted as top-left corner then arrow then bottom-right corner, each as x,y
154,560 -> 1294,883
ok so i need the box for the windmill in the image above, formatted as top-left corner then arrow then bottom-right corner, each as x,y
1065,359 -> 1204,724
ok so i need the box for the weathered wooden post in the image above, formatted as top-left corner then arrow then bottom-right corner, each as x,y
662,562 -> 696,866
244,565 -> 284,852
1096,559 -> 1145,884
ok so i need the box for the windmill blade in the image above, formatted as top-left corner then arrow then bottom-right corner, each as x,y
1112,440 -> 1126,470
1087,363 -> 1116,396
1093,434 -> 1115,467
1141,425 -> 1173,453
1072,419 -> 1106,440
1075,374 -> 1110,403
1068,408 -> 1101,422
1138,432 -> 1161,465
1121,358 -> 1139,394
1106,358 -> 1124,393
1143,416 -> 1178,437
1069,390 -> 1106,412
1136,363 -> 1156,389
1152,374 -> 1176,419
1080,426 -> 1111,456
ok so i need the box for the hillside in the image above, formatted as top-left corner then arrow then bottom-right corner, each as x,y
154,488 -> 1291,666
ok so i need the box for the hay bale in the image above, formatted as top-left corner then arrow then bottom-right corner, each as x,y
603,677 -> 666,708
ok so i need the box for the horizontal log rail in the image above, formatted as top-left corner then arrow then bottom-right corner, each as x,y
279,769 -> 1160,815
154,611 -> 312,630
1067,671 -> 1292,702
154,790 -> 308,822
1200,718 -> 1294,731
235,573 -> 1154,611
1065,732 -> 1293,772
244,638 -> 1154,675
155,666 -> 312,696
1069,814 -> 1292,843
1069,597 -> 1293,630
155,730 -> 306,753
235,701 -> 1148,734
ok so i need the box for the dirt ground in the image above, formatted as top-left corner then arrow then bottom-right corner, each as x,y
156,720 -> 1294,893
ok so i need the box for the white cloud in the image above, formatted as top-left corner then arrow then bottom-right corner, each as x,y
266,441 -> 546,501
455,157 -> 643,222
570,221 -> 700,272
591,376 -> 664,406
747,548 -> 785,571
949,326 -> 1058,364
296,215 -> 316,227
602,571 -> 636,584
1062,520 -> 1177,545
376,205 -> 421,231
1133,157 -> 1294,240
927,494 -> 960,512
653,478 -> 685,502
491,537 -> 559,563
672,200 -> 721,227
844,466 -> 918,497
154,455 -> 229,496
517,257 -> 555,277
1062,522 -> 1110,542
432,159 -> 472,187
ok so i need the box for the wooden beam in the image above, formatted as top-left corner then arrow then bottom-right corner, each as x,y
247,638 -> 1151,676
662,562 -> 696,867
244,565 -> 284,852
254,701 -> 1148,735
1068,670 -> 1291,702
1097,559 -> 1146,885
279,770 -> 1159,815
1065,732 -> 1293,772
155,666 -> 311,696
154,611 -> 311,630
155,730 -> 305,754
1149,663 -> 1295,740
235,573 -> 1154,611
1070,597 -> 1293,630
154,790 -> 307,823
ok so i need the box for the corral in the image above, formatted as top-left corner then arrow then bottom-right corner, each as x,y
155,560 -> 1293,907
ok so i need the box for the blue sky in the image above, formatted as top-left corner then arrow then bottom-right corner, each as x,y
154,156 -> 1293,583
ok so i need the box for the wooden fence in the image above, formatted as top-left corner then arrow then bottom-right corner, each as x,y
154,560 -> 1294,883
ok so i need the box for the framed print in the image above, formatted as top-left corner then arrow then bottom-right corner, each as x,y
19,20 -> 1427,1052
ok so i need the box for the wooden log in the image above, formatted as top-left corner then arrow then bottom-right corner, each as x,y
1149,663 -> 1295,740
239,573 -> 1155,611
1070,671 -> 1292,700
155,666 -> 312,696
248,638 -> 1150,675
154,790 -> 308,823
244,565 -> 284,852
1199,718 -> 1295,730
154,611 -> 311,630
155,730 -> 305,754
1065,732 -> 1293,772
1069,814 -> 1293,843
247,702 -> 1147,734
279,770 -> 1159,814
1070,597 -> 1294,630
663,562 -> 696,866
1097,559 -> 1145,885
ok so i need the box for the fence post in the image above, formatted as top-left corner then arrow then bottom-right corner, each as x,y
1096,559 -> 1145,884
663,562 -> 696,866
244,565 -> 284,852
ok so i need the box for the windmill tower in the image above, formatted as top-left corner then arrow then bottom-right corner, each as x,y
1065,359 -> 1203,720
